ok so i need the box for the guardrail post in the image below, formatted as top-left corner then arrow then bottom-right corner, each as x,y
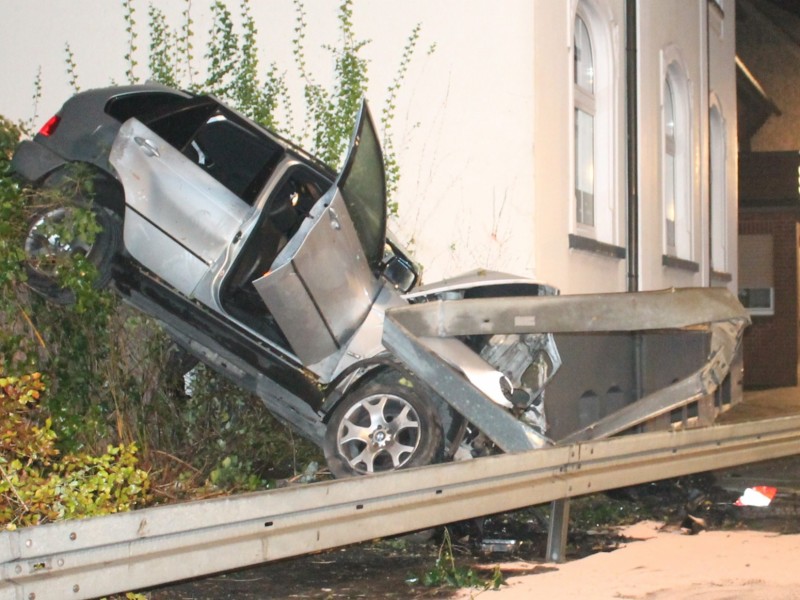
546,498 -> 570,563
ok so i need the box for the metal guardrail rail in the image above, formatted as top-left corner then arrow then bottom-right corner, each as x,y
2,415 -> 799,600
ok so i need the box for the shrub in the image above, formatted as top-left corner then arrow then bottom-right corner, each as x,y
0,373 -> 150,529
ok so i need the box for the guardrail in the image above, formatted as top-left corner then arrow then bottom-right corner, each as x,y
2,414 -> 799,600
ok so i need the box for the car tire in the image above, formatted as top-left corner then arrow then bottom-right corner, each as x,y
23,202 -> 121,304
323,375 -> 444,478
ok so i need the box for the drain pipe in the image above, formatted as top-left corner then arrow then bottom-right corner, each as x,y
706,2 -> 713,286
625,0 -> 644,403
626,0 -> 639,293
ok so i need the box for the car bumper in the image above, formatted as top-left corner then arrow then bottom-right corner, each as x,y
11,139 -> 67,183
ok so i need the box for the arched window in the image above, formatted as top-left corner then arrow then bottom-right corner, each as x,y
574,14 -> 595,228
709,103 -> 726,272
664,79 -> 677,252
572,1 -> 618,248
662,55 -> 692,259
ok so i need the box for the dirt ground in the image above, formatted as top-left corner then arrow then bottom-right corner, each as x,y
149,386 -> 800,600
458,520 -> 800,600
451,385 -> 800,600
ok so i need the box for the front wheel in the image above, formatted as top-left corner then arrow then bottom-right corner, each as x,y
323,377 -> 444,477
24,203 -> 120,304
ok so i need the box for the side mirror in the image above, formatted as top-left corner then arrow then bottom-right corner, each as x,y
383,254 -> 418,293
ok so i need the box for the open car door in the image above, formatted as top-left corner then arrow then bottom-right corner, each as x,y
253,102 -> 387,366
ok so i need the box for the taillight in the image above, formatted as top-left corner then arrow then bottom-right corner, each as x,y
38,115 -> 61,137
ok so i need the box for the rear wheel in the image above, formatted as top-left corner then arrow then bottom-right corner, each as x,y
24,202 -> 120,304
323,376 -> 444,478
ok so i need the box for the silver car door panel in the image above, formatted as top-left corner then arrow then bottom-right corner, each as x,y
297,284 -> 406,381
123,210 -> 210,296
193,208 -> 264,312
253,189 -> 381,366
252,103 -> 388,366
110,119 -> 251,293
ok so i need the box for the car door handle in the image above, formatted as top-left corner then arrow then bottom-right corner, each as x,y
134,136 -> 160,158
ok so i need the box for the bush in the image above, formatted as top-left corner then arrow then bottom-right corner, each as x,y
0,373 -> 150,528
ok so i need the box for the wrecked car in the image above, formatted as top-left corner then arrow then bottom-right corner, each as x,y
12,84 -> 561,477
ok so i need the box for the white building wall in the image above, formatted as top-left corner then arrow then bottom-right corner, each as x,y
708,0 -> 739,291
362,0 -> 540,284
0,0 -> 738,295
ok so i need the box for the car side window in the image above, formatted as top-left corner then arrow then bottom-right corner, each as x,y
143,102 -> 284,206
105,92 -> 199,124
138,100 -> 217,149
185,115 -> 284,205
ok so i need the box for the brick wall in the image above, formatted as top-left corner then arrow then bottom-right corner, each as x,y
739,212 -> 799,387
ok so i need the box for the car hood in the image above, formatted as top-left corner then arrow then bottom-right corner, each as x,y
404,269 -> 559,300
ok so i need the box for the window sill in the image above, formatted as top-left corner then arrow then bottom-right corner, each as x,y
711,270 -> 732,283
569,234 -> 626,259
662,254 -> 700,272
